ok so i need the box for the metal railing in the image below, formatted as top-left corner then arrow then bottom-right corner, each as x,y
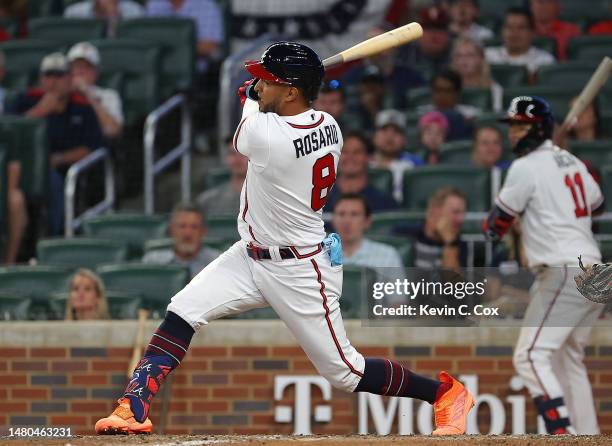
64,147 -> 115,237
144,94 -> 192,214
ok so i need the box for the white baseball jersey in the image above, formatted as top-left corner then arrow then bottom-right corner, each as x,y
496,140 -> 603,267
233,98 -> 342,247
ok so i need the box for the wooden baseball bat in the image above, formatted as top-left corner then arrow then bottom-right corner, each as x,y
563,56 -> 612,127
322,22 -> 423,68
127,309 -> 149,377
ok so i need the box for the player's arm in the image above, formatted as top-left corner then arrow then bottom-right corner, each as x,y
582,165 -> 606,216
233,79 -> 269,168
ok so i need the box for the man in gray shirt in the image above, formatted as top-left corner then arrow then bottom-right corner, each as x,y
143,203 -> 219,279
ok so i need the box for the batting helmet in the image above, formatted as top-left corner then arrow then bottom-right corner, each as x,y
499,96 -> 555,156
244,42 -> 324,102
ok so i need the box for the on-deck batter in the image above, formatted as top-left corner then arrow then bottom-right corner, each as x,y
95,42 -> 474,436
484,96 -> 604,435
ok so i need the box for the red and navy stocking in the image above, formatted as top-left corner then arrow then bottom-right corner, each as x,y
124,311 -> 194,422
534,395 -> 574,434
354,358 -> 449,403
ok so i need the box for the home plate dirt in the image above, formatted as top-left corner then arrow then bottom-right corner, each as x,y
1,435 -> 611,446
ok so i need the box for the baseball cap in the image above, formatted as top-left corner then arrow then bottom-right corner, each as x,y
376,109 -> 406,130
40,52 -> 69,75
420,5 -> 450,29
67,42 -> 100,66
419,111 -> 449,131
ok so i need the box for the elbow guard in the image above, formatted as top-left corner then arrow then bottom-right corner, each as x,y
483,205 -> 515,241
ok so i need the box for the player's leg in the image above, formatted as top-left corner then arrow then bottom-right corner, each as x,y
254,251 -> 473,435
95,241 -> 267,434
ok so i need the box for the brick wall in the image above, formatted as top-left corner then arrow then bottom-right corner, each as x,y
1,322 -> 612,435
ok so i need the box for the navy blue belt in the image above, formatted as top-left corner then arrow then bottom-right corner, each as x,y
246,242 -> 323,261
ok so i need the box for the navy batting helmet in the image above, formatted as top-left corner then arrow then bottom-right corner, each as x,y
245,42 -> 324,102
499,96 -> 554,156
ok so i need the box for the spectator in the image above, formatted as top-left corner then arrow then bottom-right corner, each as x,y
65,268 -> 110,320
5,159 -> 26,264
196,138 -> 247,216
449,0 -> 494,44
342,23 -> 425,110
7,52 -> 104,235
394,187 -> 467,269
485,7 -> 555,80
146,0 -> 224,73
64,0 -> 144,35
371,109 -> 424,202
588,0 -> 612,35
418,111 -> 449,165
554,97 -> 601,147
68,42 -> 124,139
313,80 -> 347,130
471,125 -> 510,169
143,203 -> 220,279
323,131 -> 397,213
351,69 -> 386,134
530,0 -> 580,60
417,69 -> 477,140
331,193 -> 406,302
451,36 -> 504,112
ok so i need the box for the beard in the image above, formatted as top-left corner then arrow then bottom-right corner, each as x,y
260,97 -> 281,114
176,241 -> 199,257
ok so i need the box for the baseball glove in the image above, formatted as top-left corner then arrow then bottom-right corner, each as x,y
574,255 -> 612,304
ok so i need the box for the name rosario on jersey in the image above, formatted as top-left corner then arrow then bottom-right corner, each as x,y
293,124 -> 339,159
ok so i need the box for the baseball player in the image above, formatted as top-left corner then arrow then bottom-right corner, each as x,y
483,96 -> 604,434
95,42 -> 474,435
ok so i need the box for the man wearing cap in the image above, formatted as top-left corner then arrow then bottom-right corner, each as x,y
7,52 -> 104,235
371,109 -> 424,203
68,41 -> 124,139
449,0 -> 494,44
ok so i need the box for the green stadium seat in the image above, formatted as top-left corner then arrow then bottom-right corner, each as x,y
600,165 -> 612,211
0,40 -> 59,90
368,235 -> 414,267
407,87 -> 430,107
367,211 -> 425,236
144,236 -> 234,254
367,167 -> 394,196
569,140 -> 612,166
537,62 -> 600,87
559,0 -> 610,24
97,263 -> 189,318
532,36 -> 557,57
503,86 -> 574,122
203,166 -> 230,190
490,65 -> 528,88
87,39 -> 162,125
402,166 -> 491,211
37,238 -> 128,269
28,0 -> 59,18
479,0 -> 522,23
117,18 -> 197,98
0,147 -> 6,232
0,18 -> 18,37
567,36 -> 612,61
600,240 -> 612,263
29,18 -> 106,47
0,295 -> 32,321
341,266 -> 377,318
0,116 -> 49,201
438,140 -> 473,164
206,215 -> 241,240
461,88 -> 491,110
82,213 -> 168,259
0,266 -> 73,319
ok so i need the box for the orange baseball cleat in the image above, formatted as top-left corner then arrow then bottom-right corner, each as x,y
95,398 -> 153,435
432,371 -> 475,435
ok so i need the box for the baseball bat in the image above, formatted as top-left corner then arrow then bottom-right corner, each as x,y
322,22 -> 423,68
127,309 -> 149,377
563,56 -> 612,127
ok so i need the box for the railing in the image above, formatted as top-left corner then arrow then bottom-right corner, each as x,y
64,147 -> 115,237
143,94 -> 192,214
217,34 -> 280,152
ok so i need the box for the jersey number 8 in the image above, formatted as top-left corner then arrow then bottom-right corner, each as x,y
311,153 -> 336,211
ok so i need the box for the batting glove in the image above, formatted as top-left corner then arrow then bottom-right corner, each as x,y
238,78 -> 259,106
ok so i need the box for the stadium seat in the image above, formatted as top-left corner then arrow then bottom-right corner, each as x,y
203,167 -> 230,190
569,140 -> 612,167
407,87 -> 430,107
490,65 -> 528,88
600,165 -> 612,211
559,0 -> 610,24
28,0 -> 59,18
87,39 -> 162,125
367,211 -> 425,236
29,18 -> 106,46
600,240 -> 612,263
0,40 -> 60,90
143,236 -> 234,254
503,86 -> 574,122
37,238 -> 128,269
438,140 -> 473,164
341,266 -> 377,318
0,266 -> 73,319
82,213 -> 168,259
0,295 -> 32,321
368,235 -> 414,267
0,18 -> 18,37
0,147 -> 6,232
479,0 -> 522,23
567,36 -> 612,61
97,263 -> 189,317
402,166 -> 491,212
117,18 -> 197,99
206,215 -> 241,240
368,167 -> 394,196
537,62 -> 601,87
461,88 -> 491,110
532,36 -> 557,57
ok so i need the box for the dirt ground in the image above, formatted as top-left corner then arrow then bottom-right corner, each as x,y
0,435 -> 611,446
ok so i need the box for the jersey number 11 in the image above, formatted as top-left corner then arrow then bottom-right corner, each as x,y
564,172 -> 588,218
